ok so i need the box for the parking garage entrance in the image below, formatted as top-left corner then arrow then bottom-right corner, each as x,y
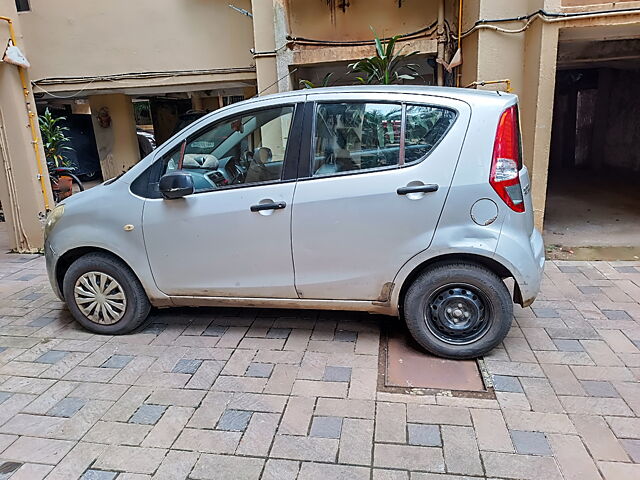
544,33 -> 640,255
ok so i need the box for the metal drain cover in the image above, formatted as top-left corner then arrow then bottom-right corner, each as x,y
383,324 -> 486,392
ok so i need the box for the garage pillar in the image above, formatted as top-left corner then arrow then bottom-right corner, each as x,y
0,7 -> 52,252
520,20 -> 559,229
88,94 -> 140,180
251,0 -> 278,95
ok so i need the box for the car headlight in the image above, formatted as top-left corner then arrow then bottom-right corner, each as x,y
44,204 -> 64,238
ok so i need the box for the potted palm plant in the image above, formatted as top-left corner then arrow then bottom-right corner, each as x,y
39,109 -> 74,199
348,32 -> 420,85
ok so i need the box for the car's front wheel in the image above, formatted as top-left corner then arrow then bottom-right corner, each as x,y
403,262 -> 513,359
63,252 -> 151,334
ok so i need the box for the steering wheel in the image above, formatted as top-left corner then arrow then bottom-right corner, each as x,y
240,150 -> 253,169
227,157 -> 247,184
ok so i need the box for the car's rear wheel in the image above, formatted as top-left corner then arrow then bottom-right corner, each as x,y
63,252 -> 151,334
403,262 -> 512,359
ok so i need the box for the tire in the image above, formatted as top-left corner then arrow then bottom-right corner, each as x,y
63,252 -> 151,334
403,262 -> 513,359
67,173 -> 85,192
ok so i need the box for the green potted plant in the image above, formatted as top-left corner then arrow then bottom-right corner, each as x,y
39,108 -> 74,198
349,31 -> 420,85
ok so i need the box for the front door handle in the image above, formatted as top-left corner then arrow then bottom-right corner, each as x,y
250,201 -> 286,212
397,184 -> 439,195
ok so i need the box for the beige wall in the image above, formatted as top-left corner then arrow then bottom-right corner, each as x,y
18,0 -> 256,91
286,0 -> 442,41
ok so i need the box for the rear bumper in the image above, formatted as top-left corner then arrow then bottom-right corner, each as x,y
495,227 -> 545,307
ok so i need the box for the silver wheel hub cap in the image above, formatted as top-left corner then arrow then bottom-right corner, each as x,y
74,272 -> 126,325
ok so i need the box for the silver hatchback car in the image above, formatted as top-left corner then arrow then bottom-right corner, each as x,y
45,86 -> 544,359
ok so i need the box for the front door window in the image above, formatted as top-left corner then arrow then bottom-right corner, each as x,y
162,106 -> 295,193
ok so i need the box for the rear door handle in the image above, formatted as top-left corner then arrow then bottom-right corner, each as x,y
397,184 -> 439,195
250,201 -> 286,212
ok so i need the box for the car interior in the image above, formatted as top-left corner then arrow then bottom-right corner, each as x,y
163,106 -> 293,192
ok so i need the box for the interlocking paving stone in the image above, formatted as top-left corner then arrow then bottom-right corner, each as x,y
577,286 -> 602,294
553,339 -> 584,352
27,317 -> 55,327
47,397 -> 87,417
80,470 -> 118,480
298,462 -> 370,480
558,265 -> 581,273
613,266 -> 638,273
172,359 -> 203,374
580,380 -> 620,397
202,325 -> 229,336
100,354 -> 133,369
0,392 -> 12,404
532,308 -> 560,318
602,310 -> 632,321
334,330 -> 358,342
129,404 -> 167,425
323,366 -> 352,382
511,430 -> 553,455
621,439 -> 640,462
373,444 -> 445,472
217,409 -> 252,431
0,462 -> 22,479
492,374 -> 524,392
481,451 -> 562,479
141,323 -> 167,335
20,292 -> 45,301
271,435 -> 339,462
408,423 -> 441,446
246,362 -> 274,378
191,453 -> 264,480
35,350 -> 69,364
266,328 -> 291,339
92,445 -> 167,474
310,415 -> 343,439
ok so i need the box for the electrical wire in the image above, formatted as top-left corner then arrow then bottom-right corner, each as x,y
287,21 -> 439,46
456,7 -> 640,39
31,78 -> 103,99
254,68 -> 299,97
32,67 -> 257,86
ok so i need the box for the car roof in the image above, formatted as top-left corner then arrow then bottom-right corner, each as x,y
248,85 -> 517,106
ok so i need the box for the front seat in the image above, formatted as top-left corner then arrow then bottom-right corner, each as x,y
244,147 -> 276,183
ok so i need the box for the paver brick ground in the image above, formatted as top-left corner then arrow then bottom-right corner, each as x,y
0,246 -> 639,478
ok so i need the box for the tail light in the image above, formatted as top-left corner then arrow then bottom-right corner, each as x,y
490,105 -> 525,213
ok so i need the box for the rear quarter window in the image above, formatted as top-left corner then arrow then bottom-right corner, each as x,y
404,105 -> 457,164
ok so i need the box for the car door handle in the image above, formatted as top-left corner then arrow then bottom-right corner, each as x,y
397,184 -> 439,195
250,201 -> 287,212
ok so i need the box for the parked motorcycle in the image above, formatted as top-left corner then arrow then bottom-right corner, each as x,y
48,163 -> 84,202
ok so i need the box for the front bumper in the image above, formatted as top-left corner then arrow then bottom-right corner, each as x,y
45,240 -> 64,301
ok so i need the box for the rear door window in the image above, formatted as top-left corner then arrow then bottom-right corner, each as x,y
311,102 -> 455,177
313,103 -> 402,176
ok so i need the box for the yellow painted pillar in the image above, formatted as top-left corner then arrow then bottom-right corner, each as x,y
0,2 -> 52,252
88,94 -> 140,180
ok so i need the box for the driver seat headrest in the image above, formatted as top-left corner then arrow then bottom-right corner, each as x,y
254,147 -> 272,165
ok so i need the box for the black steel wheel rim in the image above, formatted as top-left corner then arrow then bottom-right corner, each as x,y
424,283 -> 492,345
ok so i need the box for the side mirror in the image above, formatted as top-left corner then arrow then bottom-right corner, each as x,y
159,171 -> 194,199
